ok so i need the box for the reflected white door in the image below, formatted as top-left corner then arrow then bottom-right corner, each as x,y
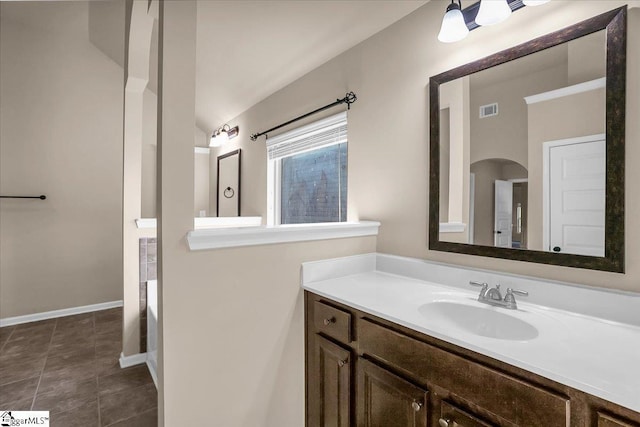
494,180 -> 513,247
548,139 -> 605,256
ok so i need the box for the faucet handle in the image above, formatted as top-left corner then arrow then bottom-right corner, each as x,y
469,281 -> 488,287
503,288 -> 528,309
507,288 -> 528,296
469,281 -> 489,300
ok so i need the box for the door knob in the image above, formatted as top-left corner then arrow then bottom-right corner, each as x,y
494,230 -> 502,234
337,359 -> 348,368
411,401 -> 422,412
323,317 -> 335,326
438,418 -> 451,427
553,246 -> 561,252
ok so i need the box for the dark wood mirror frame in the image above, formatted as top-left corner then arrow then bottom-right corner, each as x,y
216,149 -> 241,217
429,7 -> 626,273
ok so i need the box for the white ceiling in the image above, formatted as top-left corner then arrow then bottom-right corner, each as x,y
0,1 -> 88,36
1,1 -> 428,137
194,1 -> 428,133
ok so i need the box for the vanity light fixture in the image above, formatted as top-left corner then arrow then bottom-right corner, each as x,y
475,0 -> 512,26
438,0 -> 552,43
438,0 -> 470,43
209,124 -> 239,147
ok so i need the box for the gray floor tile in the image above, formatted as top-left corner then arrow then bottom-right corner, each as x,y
37,360 -> 96,395
0,358 -> 46,386
98,365 -> 152,396
99,383 -> 157,426
33,377 -> 97,415
104,407 -> 157,427
49,399 -> 99,427
44,348 -> 96,372
0,397 -> 34,411
0,376 -> 39,407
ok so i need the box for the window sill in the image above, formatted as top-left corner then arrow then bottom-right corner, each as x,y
186,221 -> 380,251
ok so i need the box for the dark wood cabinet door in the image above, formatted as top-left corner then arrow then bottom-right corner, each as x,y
598,413 -> 639,427
309,335 -> 352,427
357,358 -> 428,427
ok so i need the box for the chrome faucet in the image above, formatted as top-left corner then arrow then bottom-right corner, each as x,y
469,281 -> 528,310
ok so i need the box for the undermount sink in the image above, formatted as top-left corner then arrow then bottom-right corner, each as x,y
418,301 -> 539,341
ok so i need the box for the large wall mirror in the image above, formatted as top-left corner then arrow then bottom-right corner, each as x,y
429,7 -> 626,272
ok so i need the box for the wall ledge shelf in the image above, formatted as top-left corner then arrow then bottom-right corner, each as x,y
186,221 -> 380,251
136,216 -> 262,230
524,77 -> 605,105
439,222 -> 466,233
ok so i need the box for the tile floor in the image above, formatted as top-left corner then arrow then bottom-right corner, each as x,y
0,308 -> 157,426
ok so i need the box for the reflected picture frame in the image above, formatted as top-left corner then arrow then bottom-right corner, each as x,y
217,149 -> 241,217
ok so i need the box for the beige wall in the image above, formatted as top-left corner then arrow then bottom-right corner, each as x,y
439,108 -> 450,221
527,88 -> 606,251
142,89 -> 158,218
568,30 -> 606,85
140,104 -> 210,220
470,63 -> 567,168
0,2 -> 125,318
193,150 -> 210,217
220,1 -> 640,292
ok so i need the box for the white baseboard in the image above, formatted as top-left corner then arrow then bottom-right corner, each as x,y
119,351 -> 148,368
146,360 -> 158,389
0,300 -> 123,327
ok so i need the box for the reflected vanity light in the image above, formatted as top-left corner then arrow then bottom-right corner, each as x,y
438,0 -> 551,43
210,124 -> 239,147
438,0 -> 469,43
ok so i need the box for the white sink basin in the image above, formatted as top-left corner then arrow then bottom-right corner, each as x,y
418,301 -> 539,341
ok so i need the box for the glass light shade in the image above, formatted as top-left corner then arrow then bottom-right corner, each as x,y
218,130 -> 229,144
475,0 -> 512,26
209,131 -> 229,147
523,0 -> 550,5
438,7 -> 469,43
209,135 -> 221,147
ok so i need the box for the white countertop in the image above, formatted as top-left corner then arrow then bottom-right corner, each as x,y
301,253 -> 640,413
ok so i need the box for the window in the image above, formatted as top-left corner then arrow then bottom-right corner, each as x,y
267,112 -> 348,225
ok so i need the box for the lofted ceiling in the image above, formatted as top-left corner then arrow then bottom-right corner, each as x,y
2,0 -> 429,138
194,1 -> 428,134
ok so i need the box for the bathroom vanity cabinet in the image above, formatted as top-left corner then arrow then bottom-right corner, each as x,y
305,291 -> 640,427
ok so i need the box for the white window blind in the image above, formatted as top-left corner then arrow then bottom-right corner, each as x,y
266,111 -> 347,160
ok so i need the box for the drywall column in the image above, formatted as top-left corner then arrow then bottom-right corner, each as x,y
439,76 -> 471,243
122,0 -> 155,357
156,1 -> 197,425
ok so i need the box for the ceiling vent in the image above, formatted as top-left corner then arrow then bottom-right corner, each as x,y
479,102 -> 498,118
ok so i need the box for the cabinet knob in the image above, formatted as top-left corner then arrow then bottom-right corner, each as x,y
438,418 -> 451,427
323,317 -> 335,326
337,359 -> 348,368
411,401 -> 422,412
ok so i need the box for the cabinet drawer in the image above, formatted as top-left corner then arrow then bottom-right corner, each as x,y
359,319 -> 570,427
441,401 -> 494,427
598,413 -> 639,427
313,300 -> 352,343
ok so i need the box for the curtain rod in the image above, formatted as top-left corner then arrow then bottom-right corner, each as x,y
250,91 -> 357,141
0,195 -> 47,200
